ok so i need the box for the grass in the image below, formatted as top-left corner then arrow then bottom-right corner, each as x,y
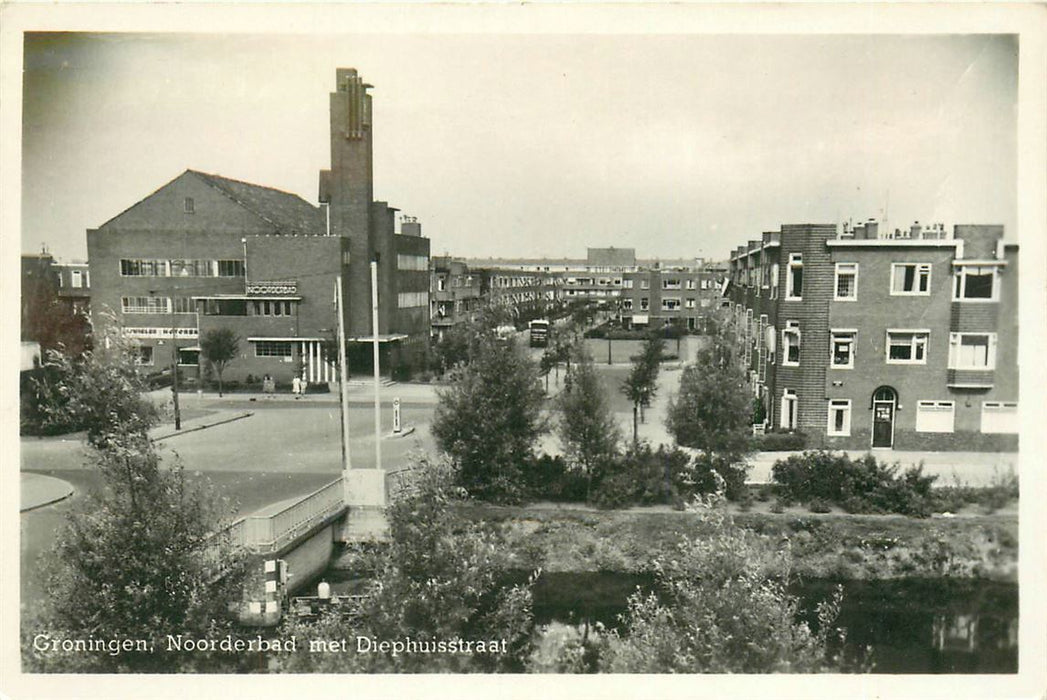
457,501 -> 1018,582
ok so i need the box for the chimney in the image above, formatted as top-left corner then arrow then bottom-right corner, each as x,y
401,216 -> 422,237
911,220 -> 922,239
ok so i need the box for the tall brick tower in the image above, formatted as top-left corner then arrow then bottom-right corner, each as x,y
319,68 -> 374,337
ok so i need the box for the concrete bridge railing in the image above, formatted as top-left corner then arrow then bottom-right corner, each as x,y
226,477 -> 346,554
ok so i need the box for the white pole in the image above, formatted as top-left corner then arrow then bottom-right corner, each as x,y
336,277 -> 352,474
371,261 -> 382,471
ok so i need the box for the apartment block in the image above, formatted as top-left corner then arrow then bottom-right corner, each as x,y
87,69 -> 430,384
727,220 -> 1018,452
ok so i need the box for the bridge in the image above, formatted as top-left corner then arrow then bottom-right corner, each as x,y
221,467 -> 398,626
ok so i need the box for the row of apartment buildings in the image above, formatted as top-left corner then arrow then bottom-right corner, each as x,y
725,219 -> 1018,452
430,248 -> 727,339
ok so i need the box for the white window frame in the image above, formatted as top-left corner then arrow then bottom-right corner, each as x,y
685,298 -> 696,309
254,341 -> 294,358
782,321 -> 801,366
953,266 -> 1000,302
621,299 -> 634,311
770,263 -> 780,299
661,297 -> 682,311
981,402 -> 1018,434
890,263 -> 932,296
786,253 -> 803,300
915,400 -> 956,433
886,329 -> 929,365
70,269 -> 84,288
834,263 -> 858,301
622,279 -> 634,289
948,332 -> 998,370
830,329 -> 856,369
639,297 -> 650,311
827,399 -> 852,436
121,296 -> 170,314
780,389 -> 798,430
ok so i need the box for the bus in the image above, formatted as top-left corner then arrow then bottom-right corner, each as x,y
528,319 -> 550,348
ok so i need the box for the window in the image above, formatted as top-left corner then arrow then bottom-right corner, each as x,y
769,263 -> 779,299
396,254 -> 429,271
621,299 -> 634,311
949,333 -> 997,370
437,277 -> 446,292
172,296 -> 196,314
184,197 -> 195,214
136,345 -> 154,366
170,259 -> 211,277
640,280 -> 650,290
827,400 -> 851,436
252,300 -> 293,316
891,263 -> 931,295
953,266 -> 998,301
786,254 -> 803,299
662,278 -> 682,290
640,297 -> 649,311
780,389 -> 798,430
254,341 -> 293,357
70,269 -> 85,288
622,279 -> 634,289
685,298 -> 696,309
830,330 -> 856,368
217,259 -> 245,277
782,322 -> 801,366
202,299 -> 248,316
120,259 -> 165,277
835,263 -> 858,300
398,291 -> 428,308
686,279 -> 697,290
886,330 -> 929,364
122,296 -> 169,314
916,401 -> 955,433
661,297 -> 681,311
981,402 -> 1018,434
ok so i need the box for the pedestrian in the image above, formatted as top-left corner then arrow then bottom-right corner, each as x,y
262,373 -> 275,398
300,375 -> 309,397
292,375 -> 302,399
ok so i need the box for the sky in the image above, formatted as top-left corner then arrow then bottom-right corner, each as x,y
20,32 -> 1018,262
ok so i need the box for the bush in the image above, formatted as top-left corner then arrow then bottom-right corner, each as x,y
772,451 -> 937,517
750,431 -> 807,451
523,454 -> 587,502
808,498 -> 832,514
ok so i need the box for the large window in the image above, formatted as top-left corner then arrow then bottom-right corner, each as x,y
202,299 -> 248,316
886,330 -> 928,364
136,345 -> 154,366
398,291 -> 429,308
782,322 -> 801,366
916,401 -> 955,433
396,254 -> 429,271
662,278 -> 682,290
171,296 -> 196,314
661,297 -> 681,311
948,333 -> 996,370
780,389 -> 798,430
217,259 -> 246,277
621,299 -> 634,311
891,263 -> 931,295
835,263 -> 858,300
120,259 -> 166,277
252,300 -> 294,317
830,330 -> 856,369
981,402 -> 1018,434
786,254 -> 803,299
827,399 -> 851,436
254,341 -> 293,357
169,259 -> 212,277
953,266 -> 998,301
122,296 -> 169,314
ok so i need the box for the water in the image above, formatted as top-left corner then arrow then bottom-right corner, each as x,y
308,570 -> 1017,673
527,572 -> 1017,674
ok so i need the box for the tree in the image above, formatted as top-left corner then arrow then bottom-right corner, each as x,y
24,329 -> 246,672
557,346 -> 620,501
666,310 -> 752,483
432,332 -> 548,502
620,334 -> 664,443
277,454 -> 536,672
200,328 -> 240,397
556,497 -> 849,673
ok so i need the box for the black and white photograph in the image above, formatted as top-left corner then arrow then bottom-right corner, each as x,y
3,4 -> 1046,699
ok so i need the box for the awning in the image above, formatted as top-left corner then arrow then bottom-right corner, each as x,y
247,337 -> 327,342
347,334 -> 409,343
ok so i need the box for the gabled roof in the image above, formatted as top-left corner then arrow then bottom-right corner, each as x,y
189,170 -> 324,235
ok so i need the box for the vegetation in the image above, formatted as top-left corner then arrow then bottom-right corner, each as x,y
620,334 -> 664,443
750,430 -> 808,452
432,331 -> 548,503
557,347 -> 621,501
23,328 -> 245,672
277,455 -> 537,672
772,451 -> 938,517
200,328 -> 240,397
547,495 -> 849,673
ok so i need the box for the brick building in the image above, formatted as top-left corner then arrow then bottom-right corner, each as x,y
619,264 -> 725,331
430,256 -> 483,341
21,252 -> 92,355
87,68 -> 430,385
726,220 -> 1018,452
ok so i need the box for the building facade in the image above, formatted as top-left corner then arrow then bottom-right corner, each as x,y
726,220 -> 1018,452
87,68 -> 430,385
619,265 -> 725,331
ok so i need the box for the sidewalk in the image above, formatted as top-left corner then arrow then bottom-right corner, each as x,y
21,472 -> 74,511
148,380 -> 442,407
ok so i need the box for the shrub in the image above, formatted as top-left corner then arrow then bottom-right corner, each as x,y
524,454 -> 587,502
772,451 -> 938,517
750,431 -> 807,451
808,498 -> 832,514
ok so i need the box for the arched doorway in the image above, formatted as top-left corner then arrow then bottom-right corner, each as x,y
871,386 -> 897,448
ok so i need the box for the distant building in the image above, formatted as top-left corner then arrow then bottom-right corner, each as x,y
21,252 -> 92,355
430,256 -> 483,341
726,220 -> 1018,451
87,68 -> 430,384
619,266 -> 725,331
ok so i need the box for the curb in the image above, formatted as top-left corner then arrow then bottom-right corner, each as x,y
384,426 -> 417,440
20,487 -> 75,513
152,411 -> 254,442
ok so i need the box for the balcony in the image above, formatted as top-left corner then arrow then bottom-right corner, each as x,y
947,369 -> 994,389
